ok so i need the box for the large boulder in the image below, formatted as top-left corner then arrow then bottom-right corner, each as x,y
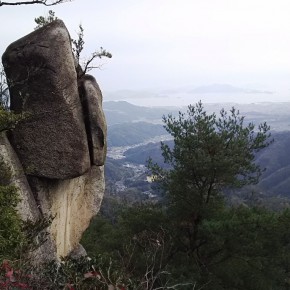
28,166 -> 105,257
78,75 -> 107,165
1,20 -> 107,262
2,20 -> 90,179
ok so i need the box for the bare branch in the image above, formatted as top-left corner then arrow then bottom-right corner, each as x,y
71,24 -> 112,78
81,47 -> 112,75
0,0 -> 71,7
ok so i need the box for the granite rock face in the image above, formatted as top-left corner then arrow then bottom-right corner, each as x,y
1,20 -> 107,260
28,166 -> 105,258
79,75 -> 107,165
2,20 -> 90,180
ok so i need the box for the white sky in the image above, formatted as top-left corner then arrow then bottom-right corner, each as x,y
1,0 -> 290,102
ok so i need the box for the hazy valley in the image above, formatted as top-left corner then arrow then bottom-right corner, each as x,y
104,100 -> 290,209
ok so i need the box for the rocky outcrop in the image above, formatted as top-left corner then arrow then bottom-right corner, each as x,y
1,20 -> 107,260
78,75 -> 107,165
2,20 -> 90,180
28,165 -> 104,258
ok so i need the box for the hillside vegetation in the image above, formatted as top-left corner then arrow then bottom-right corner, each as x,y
82,102 -> 290,289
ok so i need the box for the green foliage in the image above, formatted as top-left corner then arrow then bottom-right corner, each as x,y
0,109 -> 26,133
0,155 -> 51,264
83,198 -> 290,289
0,185 -> 23,260
0,66 -> 28,132
81,102 -> 283,288
0,158 -> 24,260
83,203 -> 168,258
82,203 -> 195,289
34,10 -> 57,29
40,256 -> 126,289
189,206 -> 290,289
144,101 -> 279,288
149,101 -> 272,220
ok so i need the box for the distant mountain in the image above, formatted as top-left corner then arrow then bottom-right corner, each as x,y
120,131 -> 290,198
188,84 -> 273,94
104,102 -> 290,206
104,101 -> 290,131
104,101 -> 178,125
108,122 -> 167,147
123,141 -> 169,165
105,90 -> 156,101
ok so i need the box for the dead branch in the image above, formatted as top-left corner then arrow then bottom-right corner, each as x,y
81,48 -> 112,76
0,0 -> 71,7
